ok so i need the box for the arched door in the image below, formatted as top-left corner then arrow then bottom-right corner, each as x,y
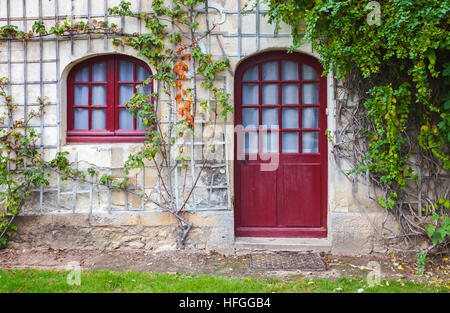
234,51 -> 327,238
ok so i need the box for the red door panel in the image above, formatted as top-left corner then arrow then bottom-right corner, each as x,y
234,51 -> 327,238
240,165 -> 277,227
278,164 -> 321,227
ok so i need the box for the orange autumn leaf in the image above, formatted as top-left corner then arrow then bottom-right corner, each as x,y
175,80 -> 182,88
175,93 -> 181,104
182,89 -> 187,96
185,113 -> 194,127
185,100 -> 191,111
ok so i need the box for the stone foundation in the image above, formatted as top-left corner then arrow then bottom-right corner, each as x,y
9,210 -> 397,255
10,211 -> 235,255
329,212 -> 398,255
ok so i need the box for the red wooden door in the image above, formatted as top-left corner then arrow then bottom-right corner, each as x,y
234,51 -> 327,238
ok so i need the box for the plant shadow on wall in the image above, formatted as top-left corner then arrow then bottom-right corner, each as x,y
257,0 -> 450,257
0,0 -> 233,248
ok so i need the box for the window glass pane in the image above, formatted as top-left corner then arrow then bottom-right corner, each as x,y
262,61 -> 278,80
242,84 -> 259,105
243,65 -> 258,81
302,83 -> 319,104
262,108 -> 278,127
282,132 -> 299,153
137,84 -> 151,95
119,61 -> 134,81
262,84 -> 278,104
302,132 -> 319,153
74,85 -> 89,106
92,109 -> 106,130
137,66 -> 150,81
74,109 -> 89,129
263,132 -> 279,153
243,132 -> 258,154
282,84 -> 298,104
92,85 -> 106,106
282,61 -> 298,80
119,109 -> 134,129
75,66 -> 89,82
302,108 -> 318,128
282,108 -> 298,128
92,63 -> 106,82
242,108 -> 259,128
302,64 -> 318,80
119,84 -> 134,106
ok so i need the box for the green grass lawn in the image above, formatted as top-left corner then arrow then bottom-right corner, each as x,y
0,269 -> 447,293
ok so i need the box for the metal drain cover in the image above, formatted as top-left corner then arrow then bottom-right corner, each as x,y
249,252 -> 327,271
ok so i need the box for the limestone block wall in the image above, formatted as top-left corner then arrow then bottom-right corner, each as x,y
0,0 -> 396,254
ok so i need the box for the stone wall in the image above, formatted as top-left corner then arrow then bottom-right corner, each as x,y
0,0 -> 398,255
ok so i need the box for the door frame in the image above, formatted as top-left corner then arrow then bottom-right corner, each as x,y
233,50 -> 328,238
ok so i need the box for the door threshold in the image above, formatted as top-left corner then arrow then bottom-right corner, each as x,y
234,237 -> 331,253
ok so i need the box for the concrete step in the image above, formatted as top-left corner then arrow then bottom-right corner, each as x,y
234,237 -> 332,253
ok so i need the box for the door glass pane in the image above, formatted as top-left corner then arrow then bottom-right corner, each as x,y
243,65 -> 258,81
262,61 -> 278,80
119,84 -> 134,106
92,62 -> 106,82
282,132 -> 299,153
302,64 -> 318,80
243,132 -> 258,154
282,61 -> 298,80
302,83 -> 319,104
302,132 -> 319,153
263,131 -> 279,153
242,108 -> 259,127
302,108 -> 318,128
242,84 -> 258,105
119,109 -> 134,129
262,84 -> 278,104
262,108 -> 278,127
74,85 -> 89,106
282,84 -> 298,104
137,66 -> 150,81
282,108 -> 298,128
92,85 -> 106,106
91,109 -> 106,130
119,61 -> 134,81
74,109 -> 88,129
75,66 -> 89,82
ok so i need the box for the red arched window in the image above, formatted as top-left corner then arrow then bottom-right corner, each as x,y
67,55 -> 152,142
